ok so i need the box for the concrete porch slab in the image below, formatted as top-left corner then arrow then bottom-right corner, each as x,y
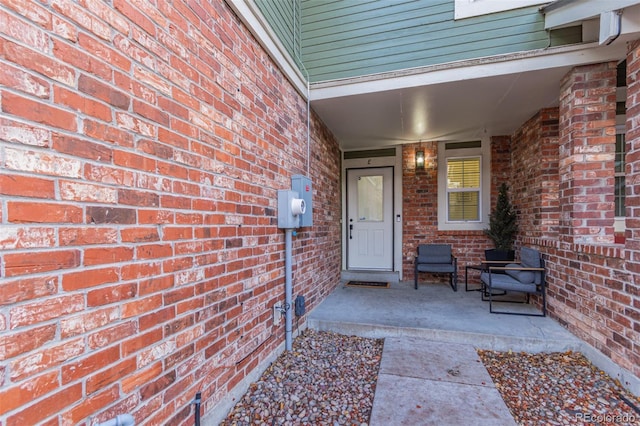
308,281 -> 582,353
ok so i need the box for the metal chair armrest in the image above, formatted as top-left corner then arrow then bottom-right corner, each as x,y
488,266 -> 544,272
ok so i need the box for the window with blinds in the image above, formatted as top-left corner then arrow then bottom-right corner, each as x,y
447,157 -> 481,221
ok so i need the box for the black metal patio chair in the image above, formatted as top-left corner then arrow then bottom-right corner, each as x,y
414,244 -> 458,291
480,247 -> 546,316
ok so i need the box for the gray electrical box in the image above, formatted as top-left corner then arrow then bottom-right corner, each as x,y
291,175 -> 313,227
277,190 -> 306,229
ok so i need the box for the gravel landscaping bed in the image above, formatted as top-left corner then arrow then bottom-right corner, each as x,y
479,350 -> 640,425
221,330 -> 640,425
220,329 -> 383,425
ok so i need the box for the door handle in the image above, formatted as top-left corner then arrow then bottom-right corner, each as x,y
349,224 -> 353,239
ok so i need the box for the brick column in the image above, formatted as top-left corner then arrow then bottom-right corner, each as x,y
558,63 -> 617,245
626,41 -> 640,279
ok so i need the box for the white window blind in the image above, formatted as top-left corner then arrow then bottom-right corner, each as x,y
447,157 -> 480,221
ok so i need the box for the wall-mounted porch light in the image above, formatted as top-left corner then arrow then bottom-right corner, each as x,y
415,150 -> 425,169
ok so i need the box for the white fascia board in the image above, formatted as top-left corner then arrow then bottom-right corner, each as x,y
225,0 -> 308,98
543,0 -> 640,29
309,43 -> 627,101
619,6 -> 640,40
455,0 -> 549,20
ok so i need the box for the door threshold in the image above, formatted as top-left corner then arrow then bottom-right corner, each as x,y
341,270 -> 399,284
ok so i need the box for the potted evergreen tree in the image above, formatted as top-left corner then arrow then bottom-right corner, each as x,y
484,183 -> 517,261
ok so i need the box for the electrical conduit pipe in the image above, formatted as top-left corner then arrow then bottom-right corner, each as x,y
285,228 -> 293,351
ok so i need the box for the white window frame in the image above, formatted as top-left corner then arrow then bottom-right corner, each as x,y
615,83 -> 626,234
437,139 -> 491,231
614,127 -> 626,234
446,156 -> 482,223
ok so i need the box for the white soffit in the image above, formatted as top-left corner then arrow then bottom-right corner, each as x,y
543,0 -> 640,29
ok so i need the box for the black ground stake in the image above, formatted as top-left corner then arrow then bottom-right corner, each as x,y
192,391 -> 201,426
620,393 -> 640,415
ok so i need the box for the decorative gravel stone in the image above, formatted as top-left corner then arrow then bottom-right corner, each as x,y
221,332 -> 640,425
478,350 -> 640,425
221,329 -> 383,425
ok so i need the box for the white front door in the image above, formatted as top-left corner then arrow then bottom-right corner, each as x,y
346,167 -> 394,270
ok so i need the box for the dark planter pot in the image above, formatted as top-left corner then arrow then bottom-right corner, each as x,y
484,249 -> 515,262
485,249 -> 515,275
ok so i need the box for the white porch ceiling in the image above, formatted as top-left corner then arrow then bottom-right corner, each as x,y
309,43 -> 629,151
310,67 -> 567,149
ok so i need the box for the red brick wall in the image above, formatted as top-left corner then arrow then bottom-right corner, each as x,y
626,41 -> 640,263
0,2 -> 341,425
622,40 -> 640,373
490,135 -> 511,201
402,141 -> 439,266
401,139 -> 508,280
513,62 -> 639,378
511,108 -> 560,240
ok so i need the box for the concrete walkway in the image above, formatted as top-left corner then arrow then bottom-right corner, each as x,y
370,338 -> 515,425
307,281 -> 584,425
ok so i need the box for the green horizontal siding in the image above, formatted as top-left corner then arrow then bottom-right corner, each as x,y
301,0 -> 551,82
255,0 -> 300,61
253,0 -> 579,83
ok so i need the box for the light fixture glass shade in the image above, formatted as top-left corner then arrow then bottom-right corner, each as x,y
415,150 -> 425,169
